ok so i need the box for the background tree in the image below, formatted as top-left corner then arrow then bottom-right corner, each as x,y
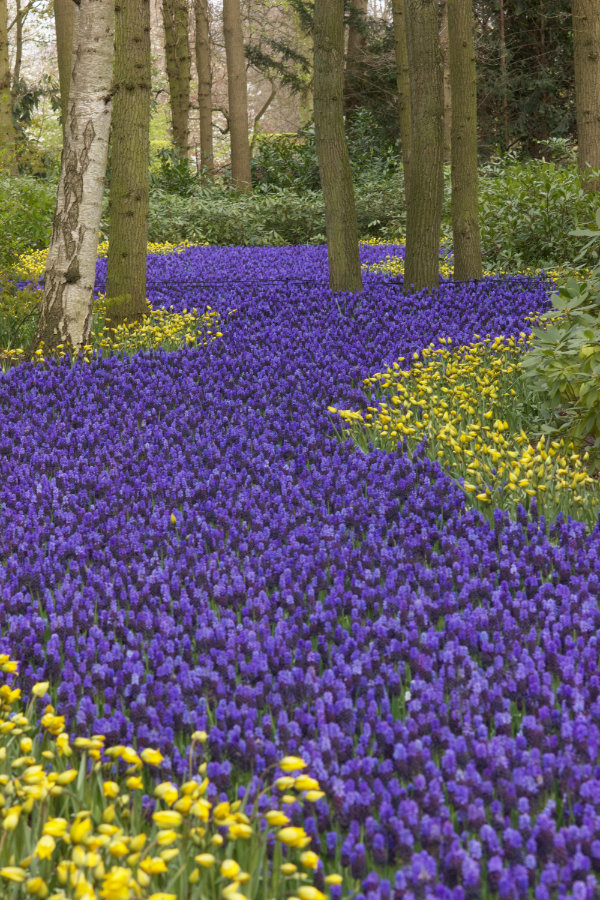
404,0 -> 444,290
439,0 -> 452,163
392,0 -> 411,206
33,0 -> 114,354
475,0 -> 574,156
344,0 -> 368,118
162,0 -> 190,156
448,0 -> 482,280
223,0 -> 251,189
53,0 -> 75,130
572,0 -> 600,190
105,0 -> 151,322
194,0 -> 214,175
0,0 -> 17,172
314,0 -> 362,292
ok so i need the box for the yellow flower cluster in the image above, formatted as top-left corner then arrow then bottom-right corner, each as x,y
14,242 -> 203,282
2,302 -> 223,366
0,657 -> 339,900
329,335 -> 599,520
363,251 -> 589,285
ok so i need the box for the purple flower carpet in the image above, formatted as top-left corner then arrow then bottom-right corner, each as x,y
1,244 -> 599,899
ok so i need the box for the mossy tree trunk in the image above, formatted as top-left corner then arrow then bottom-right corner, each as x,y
391,0 -> 411,208
105,0 -> 151,323
0,0 -> 17,173
314,0 -> 363,293
448,0 -> 482,281
223,0 -> 251,190
194,0 -> 214,175
53,0 -> 76,134
572,0 -> 600,191
404,0 -> 444,292
344,0 -> 368,118
33,0 -> 114,355
162,0 -> 190,157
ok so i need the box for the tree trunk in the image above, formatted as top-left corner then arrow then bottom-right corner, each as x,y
33,0 -> 114,355
53,0 -> 76,134
391,0 -> 411,207
0,0 -> 17,173
194,0 -> 214,175
314,0 -> 363,293
404,0 -> 444,292
295,7 -> 313,128
439,0 -> 452,164
344,0 -> 368,118
12,0 -> 22,90
162,0 -> 190,156
448,0 -> 482,281
105,0 -> 151,322
572,0 -> 600,191
223,0 -> 251,190
498,0 -> 509,149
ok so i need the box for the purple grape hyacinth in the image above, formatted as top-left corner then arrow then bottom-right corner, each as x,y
1,243 -> 599,897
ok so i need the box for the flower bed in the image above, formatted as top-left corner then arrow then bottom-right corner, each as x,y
1,244 -> 599,898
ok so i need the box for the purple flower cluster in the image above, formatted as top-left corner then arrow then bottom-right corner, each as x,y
2,244 -> 599,897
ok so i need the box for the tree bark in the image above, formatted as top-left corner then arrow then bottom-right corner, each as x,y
404,0 -> 444,292
498,0 -> 509,149
314,0 -> 363,293
344,0 -> 368,118
439,0 -> 452,164
53,0 -> 76,134
223,0 -> 251,190
0,0 -> 17,173
105,0 -> 151,322
162,0 -> 191,156
448,0 -> 482,281
12,0 -> 22,90
572,0 -> 600,191
33,0 -> 114,355
194,0 -> 214,175
391,0 -> 411,207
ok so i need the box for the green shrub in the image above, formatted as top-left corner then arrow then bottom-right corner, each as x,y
0,175 -> 55,274
471,157 -> 600,271
251,130 -> 321,192
520,211 -> 600,451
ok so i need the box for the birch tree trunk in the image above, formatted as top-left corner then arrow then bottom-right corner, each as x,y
572,0 -> 600,191
391,0 -> 411,207
162,0 -> 191,156
105,0 -> 151,321
314,0 -> 363,293
0,0 -> 17,173
194,0 -> 214,175
404,0 -> 444,291
33,0 -> 114,355
53,0 -> 76,133
448,0 -> 482,281
223,0 -> 251,190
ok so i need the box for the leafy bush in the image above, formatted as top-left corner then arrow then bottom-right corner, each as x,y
471,157 -> 600,271
520,211 -> 600,450
251,130 -> 321,192
149,147 -> 202,196
0,175 -> 55,273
